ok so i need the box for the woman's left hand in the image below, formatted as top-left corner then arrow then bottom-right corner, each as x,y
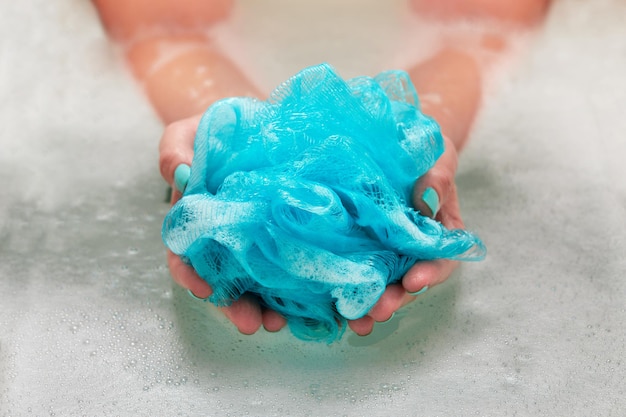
348,135 -> 464,335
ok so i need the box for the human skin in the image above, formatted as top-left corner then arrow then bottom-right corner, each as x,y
94,0 -> 262,124
126,34 -> 263,123
92,0 -> 233,42
156,48 -> 479,336
410,0 -> 551,26
93,0 -> 550,336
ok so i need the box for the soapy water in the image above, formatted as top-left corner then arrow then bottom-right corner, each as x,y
162,63 -> 486,342
4,1 -> 626,415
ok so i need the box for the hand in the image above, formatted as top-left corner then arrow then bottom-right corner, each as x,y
348,135 -> 463,335
160,118 -> 463,338
346,48 -> 486,336
159,115 -> 286,334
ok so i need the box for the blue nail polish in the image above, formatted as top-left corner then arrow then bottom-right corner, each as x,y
174,164 -> 191,193
421,187 -> 439,218
408,286 -> 429,296
187,289 -> 207,301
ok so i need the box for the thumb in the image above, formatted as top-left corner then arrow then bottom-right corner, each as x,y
158,115 -> 202,188
412,135 -> 463,227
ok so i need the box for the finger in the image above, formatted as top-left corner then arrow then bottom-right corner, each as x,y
412,135 -> 459,219
167,250 -> 212,298
169,251 -> 264,335
436,185 -> 465,230
219,294 -> 263,335
402,259 -> 459,293
262,310 -> 287,333
158,115 -> 203,187
348,315 -> 376,336
367,284 -> 413,322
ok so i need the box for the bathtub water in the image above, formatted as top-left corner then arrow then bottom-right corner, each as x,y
1,0 -> 625,415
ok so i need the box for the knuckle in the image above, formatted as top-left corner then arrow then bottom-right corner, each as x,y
159,118 -> 196,182
432,170 -> 455,198
158,149 -> 179,182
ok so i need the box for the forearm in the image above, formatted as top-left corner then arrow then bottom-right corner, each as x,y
408,49 -> 481,153
408,0 -> 552,152
410,0 -> 551,26
92,0 -> 260,124
92,0 -> 233,42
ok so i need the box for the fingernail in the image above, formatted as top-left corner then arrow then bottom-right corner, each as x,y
408,286 -> 429,296
174,164 -> 191,193
381,313 -> 396,323
421,187 -> 439,218
187,289 -> 208,301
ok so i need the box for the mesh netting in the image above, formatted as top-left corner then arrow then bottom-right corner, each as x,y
162,63 -> 485,342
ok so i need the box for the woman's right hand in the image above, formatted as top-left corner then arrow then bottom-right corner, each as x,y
159,115 -> 287,335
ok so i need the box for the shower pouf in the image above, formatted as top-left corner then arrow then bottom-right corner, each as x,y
162,63 -> 486,343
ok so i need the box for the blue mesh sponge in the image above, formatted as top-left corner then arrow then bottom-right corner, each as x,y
162,63 -> 486,342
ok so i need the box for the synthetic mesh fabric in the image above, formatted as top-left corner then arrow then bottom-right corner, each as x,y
162,63 -> 486,343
